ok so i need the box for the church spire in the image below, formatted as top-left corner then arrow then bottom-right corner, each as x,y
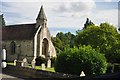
36,5 -> 47,28
36,5 -> 47,20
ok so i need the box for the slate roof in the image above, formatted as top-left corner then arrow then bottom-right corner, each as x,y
1,23 -> 37,40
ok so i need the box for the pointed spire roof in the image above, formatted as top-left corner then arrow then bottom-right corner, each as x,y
36,5 -> 47,20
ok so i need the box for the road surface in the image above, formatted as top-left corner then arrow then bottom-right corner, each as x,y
0,73 -> 24,80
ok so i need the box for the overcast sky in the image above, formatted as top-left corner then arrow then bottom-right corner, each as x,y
0,0 -> 119,36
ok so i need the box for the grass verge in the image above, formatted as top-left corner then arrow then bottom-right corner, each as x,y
7,62 -> 55,72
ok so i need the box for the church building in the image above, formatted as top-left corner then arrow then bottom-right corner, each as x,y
0,6 -> 56,62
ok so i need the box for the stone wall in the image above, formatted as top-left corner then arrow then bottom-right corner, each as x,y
2,40 -> 33,63
3,65 -> 80,79
38,25 -> 56,57
3,65 -> 120,79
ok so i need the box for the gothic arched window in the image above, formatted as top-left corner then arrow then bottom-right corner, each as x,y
42,38 -> 49,57
10,41 -> 16,54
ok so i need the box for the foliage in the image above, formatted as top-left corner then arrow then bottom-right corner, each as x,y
55,45 -> 107,76
51,32 -> 75,53
83,18 -> 94,29
50,57 -> 56,67
75,23 -> 120,63
51,37 -> 63,53
35,56 -> 47,66
56,32 -> 75,48
0,14 -> 5,26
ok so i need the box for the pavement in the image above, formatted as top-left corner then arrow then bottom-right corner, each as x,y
0,73 -> 24,80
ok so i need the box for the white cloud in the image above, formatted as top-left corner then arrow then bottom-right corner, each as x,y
2,0 -> 96,2
94,0 -> 119,2
3,2 -> 46,24
2,0 -> 120,2
105,0 -> 112,2
90,9 -> 118,26
52,1 -> 96,17
49,30 -> 61,37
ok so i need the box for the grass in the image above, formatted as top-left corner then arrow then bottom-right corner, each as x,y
7,62 -> 55,72
7,62 -> 14,65
28,64 -> 55,72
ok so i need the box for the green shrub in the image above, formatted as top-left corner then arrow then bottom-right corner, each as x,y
55,45 -> 107,76
50,57 -> 56,67
35,56 -> 47,66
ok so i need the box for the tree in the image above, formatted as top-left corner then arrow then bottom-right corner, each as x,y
52,32 -> 75,53
55,45 -> 107,76
51,37 -> 63,54
64,32 -> 75,48
83,18 -> 94,29
75,23 -> 120,63
0,14 -> 5,27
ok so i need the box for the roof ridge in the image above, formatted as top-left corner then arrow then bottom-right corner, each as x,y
6,23 -> 36,27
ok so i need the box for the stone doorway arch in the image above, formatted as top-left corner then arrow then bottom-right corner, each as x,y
42,38 -> 49,57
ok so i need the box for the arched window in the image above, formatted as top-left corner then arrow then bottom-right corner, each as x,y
42,38 -> 49,57
10,41 -> 16,54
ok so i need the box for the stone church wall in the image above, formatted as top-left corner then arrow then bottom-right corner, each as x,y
2,40 -> 33,63
37,26 -> 56,58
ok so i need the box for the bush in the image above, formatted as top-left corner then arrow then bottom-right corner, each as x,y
35,56 -> 47,66
50,57 -> 56,67
55,45 -> 107,76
